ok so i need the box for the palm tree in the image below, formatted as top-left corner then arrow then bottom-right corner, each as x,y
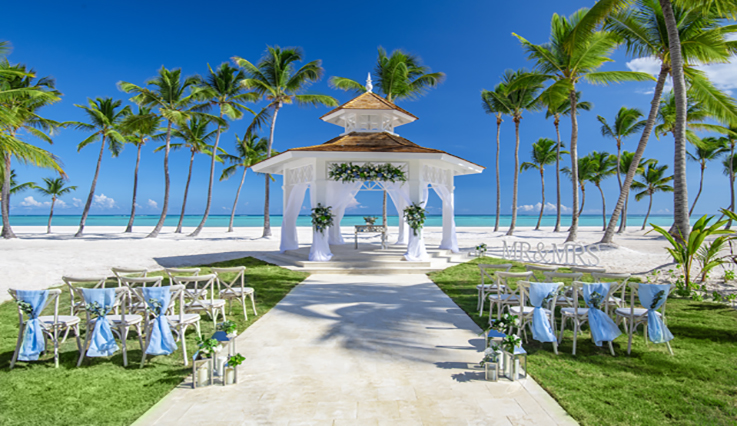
119,107 -> 161,233
160,116 -> 218,234
35,177 -> 76,233
632,162 -> 674,230
189,63 -> 258,237
723,153 -> 737,222
586,151 -> 618,230
601,0 -> 737,243
482,69 -> 543,236
0,61 -> 64,238
514,8 -> 654,242
233,46 -> 338,238
481,84 -> 510,232
521,138 -> 561,230
655,92 -> 710,142
0,169 -> 35,201
120,67 -> 202,238
220,133 -> 270,232
563,157 -> 596,219
73,98 -> 130,237
541,92 -> 592,232
687,137 -> 726,216
598,107 -> 645,232
618,151 -> 655,231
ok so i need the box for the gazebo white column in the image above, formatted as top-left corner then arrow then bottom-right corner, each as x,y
309,160 -> 333,261
404,162 -> 429,261
279,162 -> 314,253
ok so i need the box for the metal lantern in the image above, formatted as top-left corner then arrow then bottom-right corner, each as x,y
191,352 -> 214,389
486,329 -> 506,347
222,364 -> 238,386
484,359 -> 500,382
502,346 -> 527,381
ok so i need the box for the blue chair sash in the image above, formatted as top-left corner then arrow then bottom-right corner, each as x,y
637,284 -> 674,344
81,288 -> 118,357
583,283 -> 621,346
17,290 -> 49,361
529,282 -> 559,342
142,287 -> 177,356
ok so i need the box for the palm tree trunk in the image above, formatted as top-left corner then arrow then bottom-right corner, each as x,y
228,167 -> 248,233
148,121 -> 172,238
125,141 -> 142,233
536,168 -> 545,230
554,117 -> 562,233
566,92 -> 580,242
191,110 -> 223,237
642,193 -> 654,231
382,190 -> 387,228
689,164 -> 705,216
495,115 -> 502,232
616,139 -> 627,233
75,134 -> 106,237
1,153 -> 15,239
597,183 -> 607,231
660,0 -> 689,242
728,142 -> 735,229
263,103 -> 281,238
176,150 -> 195,233
506,119 -> 521,236
47,197 -> 55,234
601,66 -> 668,244
579,184 -> 586,219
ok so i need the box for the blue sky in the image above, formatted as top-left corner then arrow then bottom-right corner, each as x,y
3,0 -> 735,219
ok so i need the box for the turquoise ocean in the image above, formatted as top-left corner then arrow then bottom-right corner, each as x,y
7,214 -> 681,228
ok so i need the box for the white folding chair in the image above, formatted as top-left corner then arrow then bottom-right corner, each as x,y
542,272 -> 584,307
165,267 -> 200,283
524,264 -> 559,282
213,267 -> 258,320
112,267 -> 148,287
592,272 -> 631,312
487,271 -> 534,322
140,285 -> 201,367
76,287 -> 144,367
119,276 -> 164,315
9,289 -> 82,369
615,283 -> 675,355
476,263 -> 513,316
62,276 -> 109,316
514,281 -> 563,355
570,266 -> 607,281
558,281 -> 618,355
174,274 -> 226,328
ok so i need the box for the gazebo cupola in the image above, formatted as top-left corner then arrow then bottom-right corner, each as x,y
319,74 -> 418,136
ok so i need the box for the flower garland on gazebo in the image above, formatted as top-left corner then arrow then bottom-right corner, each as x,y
328,162 -> 406,183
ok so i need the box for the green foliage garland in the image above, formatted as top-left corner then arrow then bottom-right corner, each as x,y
329,162 -> 406,183
403,202 -> 426,236
311,203 -> 334,234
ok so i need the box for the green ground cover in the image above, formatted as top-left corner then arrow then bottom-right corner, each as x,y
428,257 -> 737,426
0,257 -> 308,426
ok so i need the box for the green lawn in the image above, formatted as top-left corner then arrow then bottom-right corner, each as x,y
428,256 -> 737,426
0,257 -> 308,426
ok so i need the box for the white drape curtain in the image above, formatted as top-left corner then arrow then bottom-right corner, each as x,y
279,183 -> 309,253
327,180 -> 363,245
308,187 -> 333,261
384,181 -> 410,245
404,184 -> 429,261
431,183 -> 459,253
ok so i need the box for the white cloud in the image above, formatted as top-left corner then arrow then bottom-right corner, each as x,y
56,199 -> 68,208
657,208 -> 671,214
627,55 -> 737,95
518,202 -> 571,214
147,199 -> 158,209
19,196 -> 48,208
92,193 -> 116,209
72,198 -> 83,208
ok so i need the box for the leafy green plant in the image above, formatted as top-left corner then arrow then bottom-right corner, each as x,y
226,353 -> 245,367
727,294 -> 737,306
691,292 -> 704,302
217,320 -> 237,334
723,270 -> 735,282
501,334 -> 522,352
696,236 -> 728,282
195,337 -> 219,358
712,292 -> 724,303
488,313 -> 519,334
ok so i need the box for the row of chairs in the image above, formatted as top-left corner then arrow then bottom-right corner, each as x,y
9,266 -> 257,369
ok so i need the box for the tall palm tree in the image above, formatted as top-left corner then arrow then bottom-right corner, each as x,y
687,137 -> 726,216
601,0 -> 737,243
521,138 -> 561,230
120,67 -> 202,238
514,8 -> 654,242
618,151 -> 655,231
597,107 -> 645,232
189,63 -> 258,237
482,69 -> 543,236
220,133 -> 270,232
563,157 -> 596,219
586,151 -> 618,230
73,98 -> 130,237
631,162 -> 674,230
481,84 -> 510,232
0,169 -> 34,201
541,92 -> 592,232
233,46 -> 338,238
35,177 -> 76,234
160,116 -> 218,234
0,61 -> 64,238
655,92 -> 709,142
119,107 -> 161,233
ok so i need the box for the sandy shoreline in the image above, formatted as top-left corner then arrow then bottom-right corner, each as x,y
0,225 -> 675,302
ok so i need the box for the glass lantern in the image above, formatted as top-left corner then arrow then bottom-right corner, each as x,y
222,363 -> 238,386
191,352 -> 213,389
484,359 -> 500,382
502,346 -> 527,381
486,329 -> 506,347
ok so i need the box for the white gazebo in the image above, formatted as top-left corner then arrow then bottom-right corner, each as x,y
252,80 -> 483,262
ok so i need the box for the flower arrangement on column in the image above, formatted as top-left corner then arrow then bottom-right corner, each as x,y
311,203 -> 334,234
403,203 -> 426,236
329,162 -> 407,183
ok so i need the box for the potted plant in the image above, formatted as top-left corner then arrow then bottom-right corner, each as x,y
480,343 -> 502,381
192,337 -> 220,388
363,216 -> 378,226
475,243 -> 488,257
217,320 -> 237,336
223,353 -> 245,385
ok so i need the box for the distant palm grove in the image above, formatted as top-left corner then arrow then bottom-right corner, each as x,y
2,0 -> 737,242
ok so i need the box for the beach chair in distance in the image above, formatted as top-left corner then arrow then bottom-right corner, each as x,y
476,263 -> 513,316
213,267 -> 258,320
9,288 -> 82,369
591,272 -> 631,313
119,276 -> 164,315
487,271 -> 534,322
111,267 -> 148,287
174,274 -> 226,328
62,276 -> 109,316
614,283 -> 675,355
525,264 -> 559,282
542,271 -> 584,307
513,281 -> 563,355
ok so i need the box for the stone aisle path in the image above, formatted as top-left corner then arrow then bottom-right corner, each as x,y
134,274 -> 577,426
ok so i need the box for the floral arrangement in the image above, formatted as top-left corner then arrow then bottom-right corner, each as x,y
403,203 -> 426,236
587,292 -> 605,310
16,300 -> 34,316
476,243 -> 488,256
217,320 -> 237,335
651,290 -> 666,309
489,313 -> 519,334
329,162 -> 406,183
363,216 -> 378,225
226,353 -> 246,367
480,343 -> 501,366
311,203 -> 334,234
147,298 -> 164,316
85,301 -> 107,317
501,334 -> 522,352
196,337 -> 220,358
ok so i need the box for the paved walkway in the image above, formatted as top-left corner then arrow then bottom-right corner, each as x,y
134,274 -> 577,426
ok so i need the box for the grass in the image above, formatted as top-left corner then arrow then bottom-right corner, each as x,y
0,257 -> 308,426
428,256 -> 737,426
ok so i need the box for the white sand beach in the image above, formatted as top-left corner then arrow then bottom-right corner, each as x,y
0,225 -> 675,302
